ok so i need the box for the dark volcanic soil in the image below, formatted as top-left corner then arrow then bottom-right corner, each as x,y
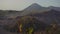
0,27 -> 19,34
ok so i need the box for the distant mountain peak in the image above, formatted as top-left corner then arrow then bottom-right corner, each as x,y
21,3 -> 46,16
31,3 -> 39,5
29,3 -> 42,8
30,3 -> 41,7
23,3 -> 43,11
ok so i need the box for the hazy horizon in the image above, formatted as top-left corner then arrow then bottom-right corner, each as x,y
0,0 -> 60,11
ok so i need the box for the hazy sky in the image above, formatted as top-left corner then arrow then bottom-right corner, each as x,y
0,0 -> 60,10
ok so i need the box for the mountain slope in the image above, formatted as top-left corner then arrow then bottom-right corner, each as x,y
29,9 -> 60,24
20,3 -> 48,16
48,6 -> 60,11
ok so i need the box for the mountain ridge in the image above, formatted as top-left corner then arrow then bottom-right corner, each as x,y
20,3 -> 60,16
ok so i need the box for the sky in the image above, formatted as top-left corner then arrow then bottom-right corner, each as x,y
0,0 -> 60,10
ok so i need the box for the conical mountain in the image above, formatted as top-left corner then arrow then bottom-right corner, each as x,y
20,3 -> 47,16
24,3 -> 43,11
